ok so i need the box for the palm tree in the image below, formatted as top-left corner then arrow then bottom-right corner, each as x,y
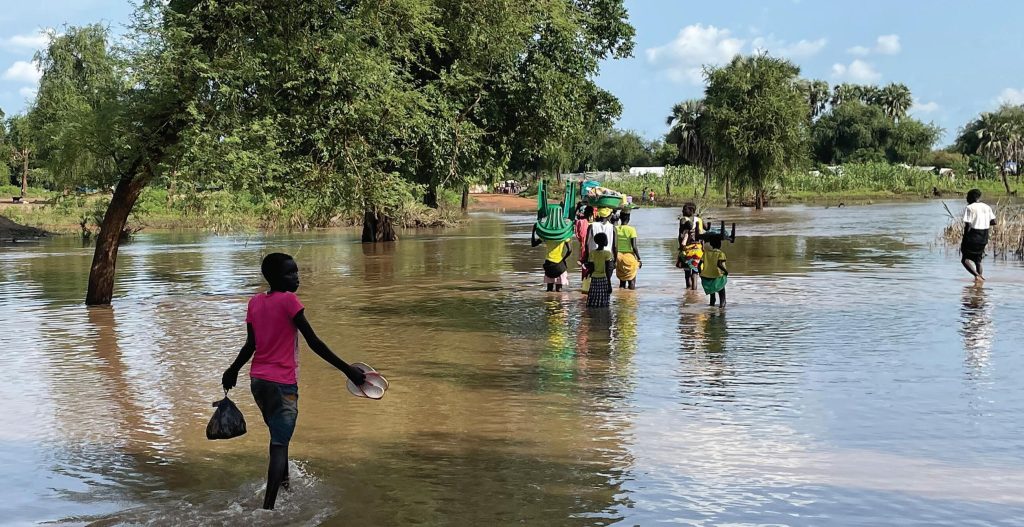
797,79 -> 830,120
830,83 -> 863,107
666,99 -> 717,200
976,111 -> 1015,194
878,83 -> 912,121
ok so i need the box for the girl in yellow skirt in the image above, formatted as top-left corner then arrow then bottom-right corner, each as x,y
615,212 -> 642,289
699,233 -> 729,308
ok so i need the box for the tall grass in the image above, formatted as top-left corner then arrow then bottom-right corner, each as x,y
942,200 -> 1024,260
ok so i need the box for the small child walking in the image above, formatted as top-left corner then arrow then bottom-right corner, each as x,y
586,232 -> 614,307
699,234 -> 729,307
222,253 -> 366,510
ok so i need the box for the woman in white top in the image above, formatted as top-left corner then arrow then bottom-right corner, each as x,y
961,188 -> 997,282
586,207 -> 617,260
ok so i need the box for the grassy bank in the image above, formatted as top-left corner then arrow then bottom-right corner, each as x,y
578,164 -> 1016,208
0,186 -> 463,235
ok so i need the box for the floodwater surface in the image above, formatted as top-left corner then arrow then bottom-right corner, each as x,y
2,201 -> 1024,526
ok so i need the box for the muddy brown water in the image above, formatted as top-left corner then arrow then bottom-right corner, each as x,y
2,201 -> 1024,526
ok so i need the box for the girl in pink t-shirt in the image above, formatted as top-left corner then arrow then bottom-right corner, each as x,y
222,253 -> 366,510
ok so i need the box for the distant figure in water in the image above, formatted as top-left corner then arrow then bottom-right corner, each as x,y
960,188 -> 997,282
586,232 -> 614,308
700,233 -> 729,307
615,211 -> 642,289
531,226 -> 572,292
222,253 -> 366,510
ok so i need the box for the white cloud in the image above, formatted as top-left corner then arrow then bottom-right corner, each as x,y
18,86 -> 36,99
910,101 -> 939,115
752,36 -> 827,58
3,29 -> 51,50
875,34 -> 901,55
831,59 -> 881,83
646,24 -> 745,85
847,45 -> 870,56
997,88 -> 1024,105
2,60 -> 41,84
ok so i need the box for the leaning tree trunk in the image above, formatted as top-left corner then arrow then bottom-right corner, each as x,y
755,188 -> 765,210
701,167 -> 711,199
85,175 -> 148,305
461,184 -> 469,212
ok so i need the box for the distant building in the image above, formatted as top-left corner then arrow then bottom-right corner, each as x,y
628,167 -> 666,177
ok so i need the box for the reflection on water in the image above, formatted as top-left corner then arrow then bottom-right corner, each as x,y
960,285 -> 994,375
3,202 -> 1024,525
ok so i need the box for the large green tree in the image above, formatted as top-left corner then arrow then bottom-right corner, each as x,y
812,101 -> 940,165
27,0 -> 634,305
956,105 -> 1024,194
577,128 -> 654,171
5,114 -> 35,197
704,54 -> 809,209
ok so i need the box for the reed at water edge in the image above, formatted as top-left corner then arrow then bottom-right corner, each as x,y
942,200 -> 1024,260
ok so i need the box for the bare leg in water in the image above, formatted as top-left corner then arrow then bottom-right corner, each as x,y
962,256 -> 985,281
718,288 -> 727,308
263,444 -> 288,509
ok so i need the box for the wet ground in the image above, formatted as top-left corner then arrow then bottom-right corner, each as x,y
2,201 -> 1023,526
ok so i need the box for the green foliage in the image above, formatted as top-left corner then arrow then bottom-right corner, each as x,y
783,162 -> 934,194
812,102 -> 940,165
24,0 -> 635,234
704,54 -> 809,208
578,128 -> 657,170
921,150 -> 966,169
29,25 -> 129,190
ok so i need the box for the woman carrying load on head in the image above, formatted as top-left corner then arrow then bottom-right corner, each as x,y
615,211 -> 642,289
677,202 -> 704,291
586,207 -> 618,263
584,206 -> 617,294
532,225 -> 572,292
575,205 -> 594,292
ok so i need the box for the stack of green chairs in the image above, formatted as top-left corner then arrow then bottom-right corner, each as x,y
533,180 -> 578,241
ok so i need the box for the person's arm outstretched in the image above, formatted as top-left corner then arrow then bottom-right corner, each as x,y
222,324 -> 256,390
294,310 -> 366,385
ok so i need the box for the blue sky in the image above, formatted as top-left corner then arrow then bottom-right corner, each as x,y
2,1 -> 1023,146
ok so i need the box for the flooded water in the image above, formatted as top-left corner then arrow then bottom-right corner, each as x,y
2,201 -> 1024,526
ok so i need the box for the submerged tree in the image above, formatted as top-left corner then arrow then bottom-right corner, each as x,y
704,54 -> 809,210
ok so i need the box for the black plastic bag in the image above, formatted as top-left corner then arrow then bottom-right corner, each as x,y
207,392 -> 246,440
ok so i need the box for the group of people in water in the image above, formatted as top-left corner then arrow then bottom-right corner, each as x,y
532,201 -> 730,308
